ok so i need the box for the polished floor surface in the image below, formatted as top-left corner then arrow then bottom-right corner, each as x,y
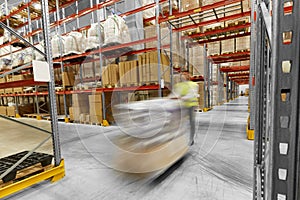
1,96 -> 253,200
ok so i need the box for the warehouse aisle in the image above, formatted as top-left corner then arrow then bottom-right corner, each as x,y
3,96 -> 253,200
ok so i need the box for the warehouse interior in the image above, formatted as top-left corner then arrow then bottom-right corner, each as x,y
0,0 -> 298,200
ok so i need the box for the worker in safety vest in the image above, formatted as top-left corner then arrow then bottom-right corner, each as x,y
170,73 -> 199,146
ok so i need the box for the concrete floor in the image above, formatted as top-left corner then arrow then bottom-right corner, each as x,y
1,96 -> 253,200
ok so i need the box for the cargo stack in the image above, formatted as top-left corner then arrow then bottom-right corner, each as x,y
0,77 -> 5,94
138,51 -> 170,85
89,93 -> 103,124
197,81 -> 205,110
118,60 -> 138,87
71,93 -> 89,122
102,64 -> 119,88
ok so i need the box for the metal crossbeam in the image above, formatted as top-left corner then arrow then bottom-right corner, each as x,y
253,0 -> 300,199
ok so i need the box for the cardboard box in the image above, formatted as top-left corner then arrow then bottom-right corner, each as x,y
207,42 -> 221,55
0,106 -> 7,115
89,94 -> 102,103
62,71 -> 75,87
69,107 -> 74,121
130,60 -> 138,85
14,87 -> 24,93
7,106 -> 16,117
236,36 -> 250,51
221,39 -> 235,54
12,74 -> 25,81
4,88 -> 14,93
90,115 -> 103,124
72,94 -> 89,114
89,102 -> 102,116
0,77 -> 6,83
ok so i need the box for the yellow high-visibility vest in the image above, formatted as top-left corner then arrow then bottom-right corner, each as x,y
173,81 -> 199,107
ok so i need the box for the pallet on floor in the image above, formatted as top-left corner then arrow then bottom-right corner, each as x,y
0,151 -> 53,186
23,113 -> 50,118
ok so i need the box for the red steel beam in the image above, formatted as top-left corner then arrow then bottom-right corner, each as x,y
182,22 -> 251,40
174,11 -> 251,32
220,65 -> 250,72
228,72 -> 250,77
209,51 -> 250,64
0,79 -> 47,89
159,0 -> 242,24
190,32 -> 251,46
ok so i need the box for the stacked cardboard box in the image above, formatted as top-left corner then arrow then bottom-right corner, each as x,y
56,95 -> 71,115
0,77 -> 5,94
118,61 -> 138,86
207,42 -> 221,55
212,85 -> 218,106
138,51 -> 170,85
89,93 -> 103,124
241,60 -> 250,66
221,39 -> 235,54
62,70 -> 75,87
4,76 -> 14,94
104,92 -> 115,123
71,93 -> 89,121
102,64 -> 119,87
197,81 -> 205,109
7,106 -> 16,117
190,45 -> 204,76
236,36 -> 250,51
0,106 -> 7,115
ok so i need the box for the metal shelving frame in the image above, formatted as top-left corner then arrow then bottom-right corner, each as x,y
253,0 -> 300,199
0,0 -> 65,198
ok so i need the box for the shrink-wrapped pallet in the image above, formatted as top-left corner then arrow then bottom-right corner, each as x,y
11,52 -> 25,67
85,23 -> 104,51
0,57 -> 12,70
64,31 -> 86,56
34,42 -> 45,61
51,35 -> 65,58
103,14 -> 131,45
23,48 -> 33,64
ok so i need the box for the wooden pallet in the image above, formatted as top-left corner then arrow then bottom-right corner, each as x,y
23,113 -> 50,118
0,163 -> 53,188
0,151 -> 53,185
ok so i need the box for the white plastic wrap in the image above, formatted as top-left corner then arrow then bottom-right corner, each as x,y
143,0 -> 155,25
51,35 -> 65,58
0,45 -> 11,56
88,22 -> 104,38
34,42 -> 45,61
3,29 -> 9,44
11,53 -> 20,67
0,56 -> 12,70
23,48 -> 33,64
85,23 -> 104,51
103,14 -> 131,45
0,36 -> 4,45
64,31 -> 86,55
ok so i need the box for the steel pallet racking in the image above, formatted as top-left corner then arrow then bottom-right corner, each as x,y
252,0 -> 299,199
0,0 -> 65,198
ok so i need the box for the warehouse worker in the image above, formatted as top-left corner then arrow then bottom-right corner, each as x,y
169,73 -> 199,146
